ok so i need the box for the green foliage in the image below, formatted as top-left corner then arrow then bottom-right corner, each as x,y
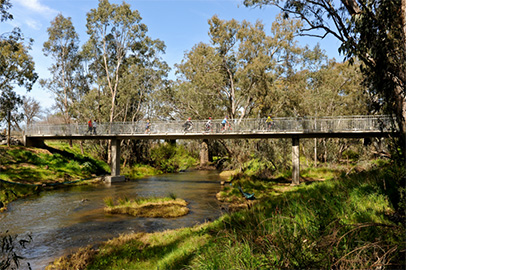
81,0 -> 170,125
0,27 -> 38,94
40,13 -> 82,124
342,149 -> 360,161
120,164 -> 161,179
103,196 -> 114,207
149,143 -> 198,173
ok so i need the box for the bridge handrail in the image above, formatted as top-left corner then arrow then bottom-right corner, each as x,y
25,115 -> 395,136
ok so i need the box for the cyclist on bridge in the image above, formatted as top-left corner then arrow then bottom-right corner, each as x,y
221,116 -> 230,132
183,117 -> 193,132
204,117 -> 212,133
265,115 -> 274,130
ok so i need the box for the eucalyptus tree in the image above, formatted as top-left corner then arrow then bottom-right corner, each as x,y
244,0 -> 406,137
83,0 -> 151,125
174,14 -> 304,121
0,0 -> 37,146
81,0 -> 170,163
40,14 -> 82,128
0,28 -> 37,96
0,0 -> 13,22
174,42 -> 226,120
119,36 -> 170,122
21,95 -> 41,129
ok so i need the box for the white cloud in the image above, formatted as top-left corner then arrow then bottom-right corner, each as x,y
15,0 -> 57,16
10,0 -> 58,30
25,18 -> 41,30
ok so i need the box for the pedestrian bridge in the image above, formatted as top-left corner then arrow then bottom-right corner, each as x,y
24,115 -> 395,184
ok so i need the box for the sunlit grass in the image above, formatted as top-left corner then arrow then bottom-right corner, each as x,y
121,164 -> 162,179
49,164 -> 405,269
0,144 -> 109,211
103,195 -> 189,218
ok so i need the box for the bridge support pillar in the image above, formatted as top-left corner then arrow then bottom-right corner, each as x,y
292,136 -> 300,185
200,139 -> 209,168
106,138 -> 125,183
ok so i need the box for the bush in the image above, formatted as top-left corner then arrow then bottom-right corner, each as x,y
149,143 -> 197,172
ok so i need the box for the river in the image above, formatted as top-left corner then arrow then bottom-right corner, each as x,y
0,170 -> 225,269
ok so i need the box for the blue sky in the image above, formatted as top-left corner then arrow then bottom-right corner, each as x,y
1,0 -> 342,110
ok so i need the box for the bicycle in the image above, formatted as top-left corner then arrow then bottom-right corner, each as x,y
221,122 -> 232,133
203,122 -> 212,133
183,121 -> 193,132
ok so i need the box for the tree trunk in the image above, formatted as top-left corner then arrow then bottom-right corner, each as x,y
7,111 -> 11,147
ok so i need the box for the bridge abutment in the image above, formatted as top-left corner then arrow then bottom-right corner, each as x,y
24,136 -> 46,148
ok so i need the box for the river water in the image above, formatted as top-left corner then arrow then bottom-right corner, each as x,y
0,170 -> 225,269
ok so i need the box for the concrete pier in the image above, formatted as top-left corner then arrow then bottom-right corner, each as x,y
292,136 -> 300,185
106,138 -> 125,182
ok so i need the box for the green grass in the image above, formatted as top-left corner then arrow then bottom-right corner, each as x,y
0,144 -> 109,184
121,164 -> 162,179
103,194 -> 189,218
0,144 -> 109,211
199,170 -> 403,269
48,164 -> 405,269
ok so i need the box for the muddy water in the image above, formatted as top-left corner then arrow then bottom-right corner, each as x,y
0,170 -> 225,269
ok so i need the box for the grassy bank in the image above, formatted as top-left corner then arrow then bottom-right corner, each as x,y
48,162 -> 405,269
104,195 -> 189,218
0,143 -> 109,211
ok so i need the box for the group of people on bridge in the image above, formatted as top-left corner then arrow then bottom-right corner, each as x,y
85,115 -> 275,135
181,115 -> 274,133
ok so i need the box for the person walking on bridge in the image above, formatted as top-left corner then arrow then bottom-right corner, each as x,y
87,119 -> 93,134
145,119 -> 151,134
93,120 -> 97,135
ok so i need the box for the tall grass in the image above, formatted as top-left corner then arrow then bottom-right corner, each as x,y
48,165 -> 405,269
191,167 -> 405,269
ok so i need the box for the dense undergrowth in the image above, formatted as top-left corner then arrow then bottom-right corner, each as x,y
48,162 -> 405,269
149,143 -> 198,173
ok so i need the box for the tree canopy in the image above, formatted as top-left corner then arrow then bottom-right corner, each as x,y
244,0 -> 406,136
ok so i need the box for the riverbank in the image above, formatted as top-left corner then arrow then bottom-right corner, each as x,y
0,143 -> 111,212
47,161 -> 406,269
0,142 -> 164,212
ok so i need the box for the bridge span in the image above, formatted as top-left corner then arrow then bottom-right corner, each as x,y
25,116 -> 395,184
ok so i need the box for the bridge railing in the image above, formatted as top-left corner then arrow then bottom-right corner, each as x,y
25,115 -> 394,136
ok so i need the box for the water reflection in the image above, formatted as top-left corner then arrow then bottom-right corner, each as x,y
0,170 -> 224,269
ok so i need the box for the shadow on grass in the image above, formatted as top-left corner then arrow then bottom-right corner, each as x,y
83,229 -> 206,269
42,145 -> 109,176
